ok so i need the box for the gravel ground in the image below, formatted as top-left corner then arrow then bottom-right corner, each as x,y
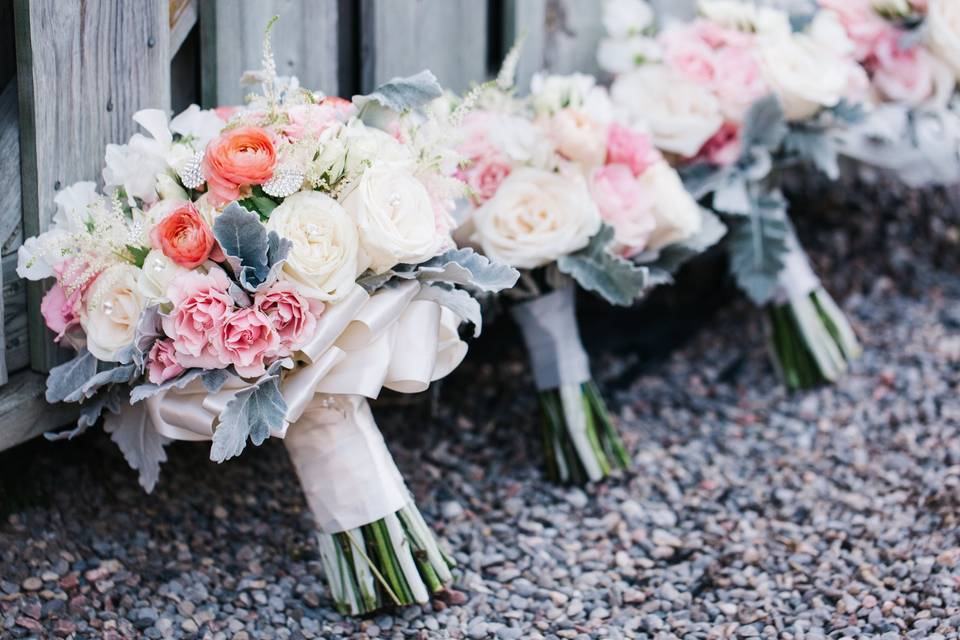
2,200 -> 960,638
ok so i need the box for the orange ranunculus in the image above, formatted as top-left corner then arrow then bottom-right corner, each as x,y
203,126 -> 277,206
150,202 -> 219,269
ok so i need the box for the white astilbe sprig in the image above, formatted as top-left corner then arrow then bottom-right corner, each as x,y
497,34 -> 527,91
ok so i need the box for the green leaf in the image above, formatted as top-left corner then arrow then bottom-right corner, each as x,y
126,245 -> 151,268
237,186 -> 280,221
728,193 -> 790,305
556,226 -> 649,306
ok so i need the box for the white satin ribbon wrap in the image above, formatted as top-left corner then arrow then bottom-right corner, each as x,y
143,281 -> 468,442
510,284 -> 591,391
774,241 -> 821,306
284,395 -> 409,533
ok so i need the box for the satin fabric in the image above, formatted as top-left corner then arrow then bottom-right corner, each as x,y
140,281 -> 467,442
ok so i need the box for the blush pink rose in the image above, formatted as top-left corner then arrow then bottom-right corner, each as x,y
254,282 -> 322,351
203,126 -> 277,206
696,122 -> 742,167
606,123 -> 661,177
661,24 -> 719,86
712,46 -> 767,121
162,269 -> 234,369
41,282 -> 82,343
590,164 -> 656,257
820,0 -> 895,61
282,104 -> 342,141
872,35 -> 942,107
461,153 -> 513,204
147,339 -> 185,384
216,308 -> 280,378
150,202 -> 221,269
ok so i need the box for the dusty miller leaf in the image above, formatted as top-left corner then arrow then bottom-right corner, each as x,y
45,349 -> 99,404
63,363 -> 137,404
103,402 -> 170,493
45,387 -> 126,441
415,284 -> 484,337
213,203 -> 290,292
741,95 -> 788,152
556,226 -> 649,307
785,129 -> 840,180
210,374 -> 286,463
353,70 -> 443,115
728,193 -> 790,305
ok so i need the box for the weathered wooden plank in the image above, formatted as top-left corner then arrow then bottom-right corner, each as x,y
503,0 -> 605,92
14,0 -> 171,373
3,252 -> 28,375
0,369 -> 77,452
0,81 -> 21,256
200,0 -> 341,108
650,0 -> 696,22
360,0 -> 489,94
169,0 -> 199,58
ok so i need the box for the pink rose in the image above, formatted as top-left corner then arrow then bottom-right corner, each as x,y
606,123 -> 661,177
282,104 -> 342,141
461,153 -> 513,204
150,202 -> 221,269
590,164 -> 656,257
872,35 -> 947,107
254,282 -> 322,351
41,282 -> 82,343
712,46 -> 767,121
820,0 -> 895,61
696,122 -> 742,167
162,269 -> 234,369
216,307 -> 280,378
661,24 -> 719,86
691,19 -> 754,50
147,339 -> 185,384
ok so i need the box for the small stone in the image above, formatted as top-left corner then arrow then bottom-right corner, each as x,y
566,488 -> 589,509
181,619 -> 199,633
441,501 -> 464,519
21,578 -> 42,592
651,530 -> 683,547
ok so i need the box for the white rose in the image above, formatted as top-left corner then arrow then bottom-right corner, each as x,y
343,163 -> 441,273
81,264 -> 146,362
611,65 -> 724,157
471,168 -> 602,269
529,73 -> 598,115
757,33 -> 849,121
928,0 -> 960,80
312,123 -> 349,185
697,0 -> 791,36
547,109 -> 608,167
597,36 -> 662,74
809,10 -> 855,60
137,250 -> 187,304
266,191 -> 363,301
343,122 -> 410,176
641,162 -> 703,252
603,0 -> 654,39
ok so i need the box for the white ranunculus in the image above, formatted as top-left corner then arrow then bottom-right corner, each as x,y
529,73 -> 598,115
928,0 -> 960,80
640,162 -> 703,252
597,36 -> 663,74
137,250 -> 188,304
547,109 -> 608,167
610,65 -> 724,157
343,163 -> 441,273
697,0 -> 791,36
266,191 -> 363,300
471,168 -> 602,269
602,0 -> 654,39
81,264 -> 146,362
757,33 -> 850,121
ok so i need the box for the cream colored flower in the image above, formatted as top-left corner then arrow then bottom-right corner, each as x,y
928,0 -> 960,80
81,264 -> 146,362
641,162 -> 703,251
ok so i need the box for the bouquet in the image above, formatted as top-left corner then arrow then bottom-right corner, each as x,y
601,0 -> 865,390
18,27 -> 518,615
451,56 -> 722,484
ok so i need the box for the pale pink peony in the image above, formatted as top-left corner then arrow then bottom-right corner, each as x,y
40,282 -> 82,343
254,282 -> 322,352
606,123 -> 661,177
216,307 -> 280,378
819,0 -> 896,61
590,164 -> 657,257
696,122 -> 742,167
147,339 -> 185,384
162,269 -> 234,370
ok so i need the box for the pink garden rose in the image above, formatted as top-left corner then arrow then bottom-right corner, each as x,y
590,164 -> 656,257
216,307 -> 280,378
41,282 -> 81,343
696,122 -> 742,167
661,24 -> 720,87
606,123 -> 660,177
254,282 -> 322,351
819,0 -> 896,61
282,103 -> 342,141
461,153 -> 513,204
712,46 -> 768,121
147,339 -> 185,384
872,34 -> 949,107
162,269 -> 234,369
203,126 -> 277,206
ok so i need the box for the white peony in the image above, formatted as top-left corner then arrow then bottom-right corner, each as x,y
757,32 -> 851,121
602,0 -> 655,39
640,162 -> 703,252
471,168 -> 602,269
343,163 -> 441,273
610,65 -> 724,157
597,36 -> 663,74
137,250 -> 188,304
928,0 -> 960,80
266,191 -> 363,301
81,264 -> 146,362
